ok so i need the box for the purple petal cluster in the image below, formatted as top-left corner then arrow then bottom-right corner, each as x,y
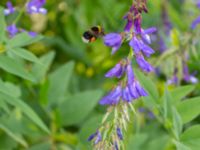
4,1 -> 46,38
7,24 -> 18,38
100,62 -> 148,105
4,1 -> 15,16
27,0 -> 47,14
6,24 -> 37,38
103,33 -> 123,54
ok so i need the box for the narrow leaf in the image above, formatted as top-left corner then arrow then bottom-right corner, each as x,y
10,48 -> 40,63
0,55 -> 35,82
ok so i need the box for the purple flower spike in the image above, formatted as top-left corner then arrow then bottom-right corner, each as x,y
99,85 -> 122,105
103,33 -> 122,55
191,16 -> 200,29
135,54 -> 154,72
4,1 -> 15,16
7,24 -> 18,37
116,127 -> 123,140
27,0 -> 47,14
105,62 -> 125,78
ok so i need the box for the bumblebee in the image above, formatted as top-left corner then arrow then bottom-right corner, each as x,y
82,26 -> 104,43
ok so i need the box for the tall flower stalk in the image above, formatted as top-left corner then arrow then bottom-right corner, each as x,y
88,0 -> 156,149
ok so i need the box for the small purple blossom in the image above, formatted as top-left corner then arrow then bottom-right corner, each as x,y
28,31 -> 37,37
88,131 -> 102,145
7,24 -> 18,37
135,54 -> 154,72
191,16 -> 200,29
99,85 -> 122,105
27,0 -> 47,14
4,1 -> 15,16
183,63 -> 198,84
103,33 -> 123,54
105,62 -> 126,78
129,32 -> 155,57
116,127 -> 123,140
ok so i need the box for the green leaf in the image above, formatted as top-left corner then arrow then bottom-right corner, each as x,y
135,70 -> 159,100
7,33 -> 43,48
180,125 -> 200,150
162,89 -> 172,121
174,140 -> 191,150
172,107 -> 182,139
32,51 -> 55,82
0,55 -> 35,82
170,85 -> 195,104
58,90 -> 103,126
176,97 -> 200,124
48,61 -> 74,106
27,142 -> 51,150
127,134 -> 148,150
0,93 -> 50,134
0,123 -> 28,147
10,48 -> 40,63
0,7 -> 6,42
0,79 -> 21,98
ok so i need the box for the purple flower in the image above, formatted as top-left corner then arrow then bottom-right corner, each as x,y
27,0 -> 47,14
141,27 -> 157,44
126,63 -> 148,98
4,1 -> 15,16
128,80 -> 148,98
126,63 -> 135,84
7,24 -> 18,37
197,1 -> 200,9
167,75 -> 178,85
88,132 -> 98,141
122,86 -> 133,102
124,19 -> 133,32
94,131 -> 102,144
191,16 -> 200,29
103,33 -> 122,54
99,85 -> 122,105
116,127 -> 123,140
28,31 -> 37,37
129,36 -> 155,57
183,63 -> 198,84
135,54 -> 154,72
114,142 -> 119,150
88,131 -> 102,145
105,62 -> 126,78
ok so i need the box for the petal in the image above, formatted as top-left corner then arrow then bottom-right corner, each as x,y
143,27 -> 157,34
136,55 -> 154,72
105,63 -> 124,78
129,37 -> 141,53
126,63 -> 135,84
140,43 -> 155,57
191,16 -> 200,29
